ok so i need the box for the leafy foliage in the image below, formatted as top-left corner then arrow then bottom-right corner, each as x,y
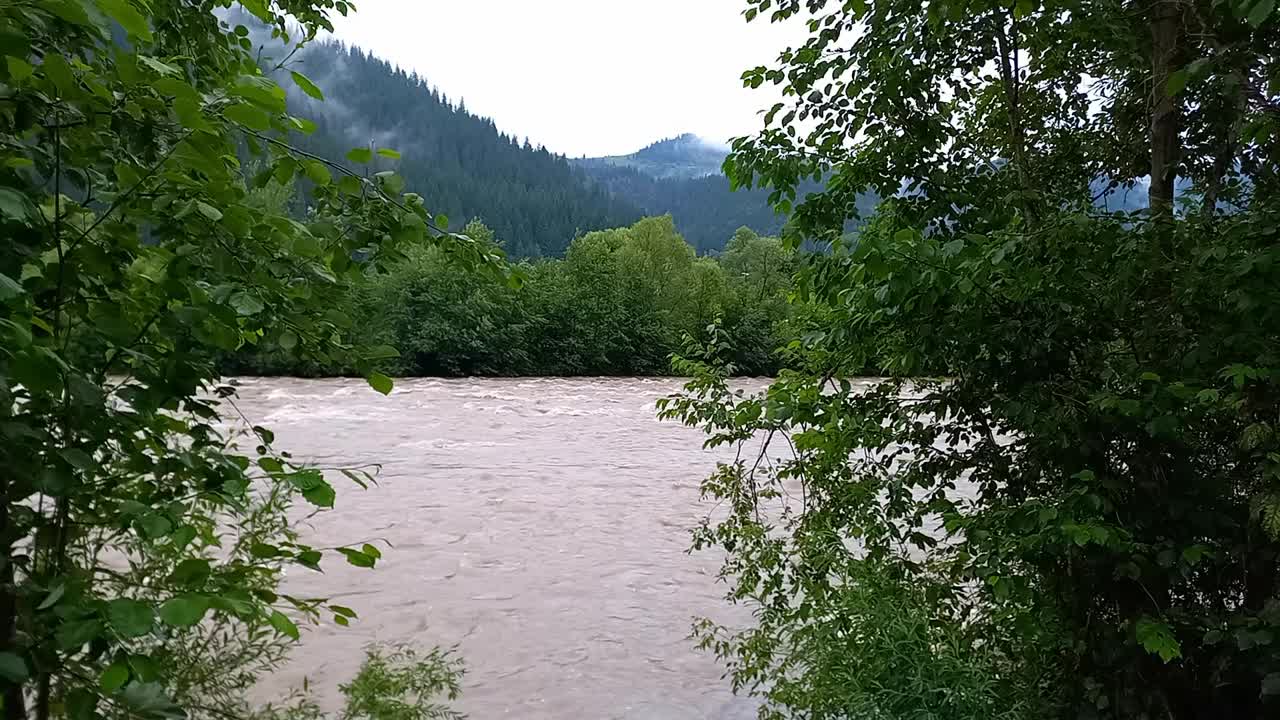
0,1 -> 505,717
664,0 -> 1280,718
230,218 -> 799,378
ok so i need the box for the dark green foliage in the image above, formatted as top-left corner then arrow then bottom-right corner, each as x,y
663,0 -> 1280,718
229,218 -> 798,377
0,1 -> 498,717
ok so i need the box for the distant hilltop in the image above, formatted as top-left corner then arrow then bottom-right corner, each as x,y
573,133 -> 729,181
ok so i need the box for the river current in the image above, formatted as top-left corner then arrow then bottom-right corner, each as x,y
233,376 -> 770,719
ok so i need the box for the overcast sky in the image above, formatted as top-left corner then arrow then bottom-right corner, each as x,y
328,1 -> 799,158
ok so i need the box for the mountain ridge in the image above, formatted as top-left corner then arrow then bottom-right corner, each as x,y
573,134 -> 730,181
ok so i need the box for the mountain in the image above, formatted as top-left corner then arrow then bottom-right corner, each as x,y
229,18 -> 643,257
229,12 -> 812,256
574,134 -> 729,180
571,136 -> 794,253
573,138 -> 879,253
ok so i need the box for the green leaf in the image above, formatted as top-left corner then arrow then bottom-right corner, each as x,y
231,74 -> 287,112
296,550 -> 323,569
119,682 -> 185,719
57,619 -> 101,651
346,147 -> 374,164
170,558 -> 212,586
941,238 -> 965,257
302,160 -> 331,186
195,201 -> 223,222
377,148 -> 401,159
0,652 -> 28,682
97,0 -> 153,41
108,598 -> 155,638
338,547 -> 376,568
375,170 -> 404,195
100,662 -> 130,692
289,116 -> 318,135
293,232 -> 321,257
229,291 -> 264,316
1135,617 -> 1182,663
268,610 -> 300,640
1263,672 -> 1280,695
367,372 -> 394,396
0,188 -> 35,222
37,583 -> 66,610
287,470 -> 336,508
338,175 -> 363,195
138,512 -> 172,539
0,272 -> 22,300
7,57 -> 33,84
60,447 -> 95,471
1246,0 -> 1275,27
363,345 -> 401,361
158,595 -> 211,627
279,330 -> 298,351
224,103 -> 271,131
302,480 -> 336,509
289,70 -> 324,100
66,689 -> 97,720
1165,69 -> 1189,97
138,55 -> 180,77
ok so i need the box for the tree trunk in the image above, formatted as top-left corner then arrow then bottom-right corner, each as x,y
1149,0 -> 1181,217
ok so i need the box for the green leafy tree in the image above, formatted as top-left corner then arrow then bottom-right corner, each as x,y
0,1 -> 505,718
665,0 -> 1280,718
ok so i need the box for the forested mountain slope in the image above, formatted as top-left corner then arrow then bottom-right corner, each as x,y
573,136 -> 879,252
281,40 -> 640,257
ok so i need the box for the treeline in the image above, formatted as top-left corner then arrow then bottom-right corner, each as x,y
226,217 -> 797,377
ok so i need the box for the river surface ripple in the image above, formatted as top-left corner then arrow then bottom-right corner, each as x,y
234,376 -> 775,719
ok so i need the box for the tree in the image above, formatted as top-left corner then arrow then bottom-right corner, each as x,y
665,0 -> 1280,718
0,1 -> 505,717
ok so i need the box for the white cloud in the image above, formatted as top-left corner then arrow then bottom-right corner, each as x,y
328,0 -> 800,157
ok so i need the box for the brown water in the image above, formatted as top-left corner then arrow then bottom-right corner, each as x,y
232,376 -> 768,719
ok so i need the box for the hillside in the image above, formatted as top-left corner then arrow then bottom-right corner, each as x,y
276,40 -> 641,257
242,20 -> 835,255
574,138 -> 880,252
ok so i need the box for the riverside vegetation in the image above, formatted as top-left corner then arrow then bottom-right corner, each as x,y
3,0 -> 1280,720
226,218 -> 799,378
660,0 -> 1280,718
0,0 -> 489,718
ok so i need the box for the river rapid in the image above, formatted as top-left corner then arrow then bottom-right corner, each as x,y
233,376 -> 771,719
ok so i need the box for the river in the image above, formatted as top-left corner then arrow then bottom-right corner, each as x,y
233,376 -> 769,719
